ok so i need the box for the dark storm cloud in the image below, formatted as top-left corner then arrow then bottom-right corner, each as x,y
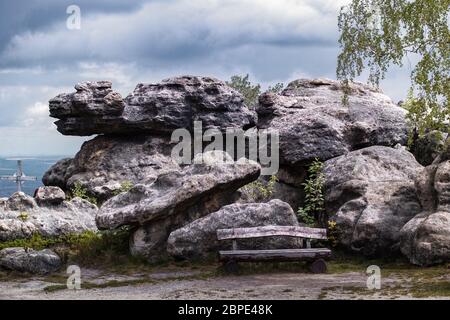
0,0 -> 153,52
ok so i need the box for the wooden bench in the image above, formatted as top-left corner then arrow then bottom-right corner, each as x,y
217,225 -> 332,273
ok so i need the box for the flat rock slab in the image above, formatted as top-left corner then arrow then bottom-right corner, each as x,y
0,247 -> 61,275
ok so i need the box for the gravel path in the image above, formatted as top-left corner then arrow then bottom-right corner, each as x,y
1,268 -> 448,300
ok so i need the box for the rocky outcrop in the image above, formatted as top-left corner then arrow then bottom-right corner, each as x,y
399,152 -> 450,265
324,146 -> 423,255
399,211 -> 450,266
34,186 -> 66,206
0,191 -> 97,241
43,135 -> 180,201
97,151 -> 261,259
167,199 -> 300,259
257,79 -> 407,174
0,247 -> 61,274
49,76 -> 256,136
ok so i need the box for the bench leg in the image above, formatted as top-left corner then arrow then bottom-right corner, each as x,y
309,259 -> 327,274
223,260 -> 239,273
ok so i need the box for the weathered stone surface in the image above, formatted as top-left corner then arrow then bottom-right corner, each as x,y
130,188 -> 241,259
34,186 -> 66,206
400,156 -> 450,265
0,247 -> 61,274
238,176 -> 304,211
4,192 -> 38,211
0,192 -> 98,241
43,135 -> 180,201
167,200 -> 300,259
41,158 -> 74,191
257,79 -> 408,168
435,160 -> 450,212
324,146 -> 423,255
97,151 -> 260,230
50,76 -> 256,136
400,211 -> 450,266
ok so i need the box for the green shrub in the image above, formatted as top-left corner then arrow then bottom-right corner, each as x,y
241,175 -> 278,201
112,181 -> 134,196
297,158 -> 325,227
69,182 -> 98,206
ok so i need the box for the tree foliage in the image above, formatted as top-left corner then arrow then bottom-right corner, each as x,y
337,0 -> 450,135
227,74 -> 284,108
227,74 -> 261,107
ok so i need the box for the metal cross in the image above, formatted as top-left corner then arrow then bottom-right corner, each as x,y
0,160 -> 37,193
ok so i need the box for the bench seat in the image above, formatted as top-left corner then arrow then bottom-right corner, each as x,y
219,248 -> 332,262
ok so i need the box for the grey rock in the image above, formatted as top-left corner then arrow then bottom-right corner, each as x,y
50,76 -> 256,136
41,158 -> 74,190
167,199 -> 301,259
400,157 -> 450,265
97,151 -> 261,230
0,247 -> 61,274
257,79 -> 408,168
96,151 -> 260,260
5,192 -> 38,211
238,176 -> 304,211
400,211 -> 450,266
0,193 -> 98,241
435,160 -> 450,212
35,186 -> 66,206
324,146 -> 423,255
43,135 -> 180,202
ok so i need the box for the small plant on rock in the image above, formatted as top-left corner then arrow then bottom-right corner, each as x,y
241,175 -> 278,202
18,211 -> 29,222
297,158 -> 325,227
69,182 -> 98,206
112,181 -> 134,196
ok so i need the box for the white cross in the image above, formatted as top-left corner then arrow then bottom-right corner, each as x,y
0,160 -> 37,193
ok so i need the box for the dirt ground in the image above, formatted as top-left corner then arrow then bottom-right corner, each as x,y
1,262 -> 449,300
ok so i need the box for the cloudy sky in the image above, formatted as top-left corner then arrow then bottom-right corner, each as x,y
0,0 -> 413,156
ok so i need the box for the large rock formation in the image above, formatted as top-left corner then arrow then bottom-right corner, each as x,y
0,247 -> 61,274
0,188 -> 97,241
49,76 -> 256,136
97,151 -> 261,259
323,146 -> 423,255
399,148 -> 450,265
257,79 -> 408,187
43,135 -> 180,201
167,199 -> 301,259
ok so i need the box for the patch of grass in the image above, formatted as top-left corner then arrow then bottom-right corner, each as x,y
0,227 -> 134,267
112,181 -> 134,196
68,182 -> 98,206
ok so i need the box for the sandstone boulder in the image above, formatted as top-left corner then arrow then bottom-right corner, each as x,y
323,146 -> 423,255
34,186 -> 66,206
50,76 -> 256,136
43,135 -> 180,202
400,156 -> 450,265
0,247 -> 61,274
96,151 -> 260,259
399,211 -> 450,266
0,192 -> 98,241
257,79 -> 407,169
167,199 -> 300,259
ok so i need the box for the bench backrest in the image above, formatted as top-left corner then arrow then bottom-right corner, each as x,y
216,225 -> 327,241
